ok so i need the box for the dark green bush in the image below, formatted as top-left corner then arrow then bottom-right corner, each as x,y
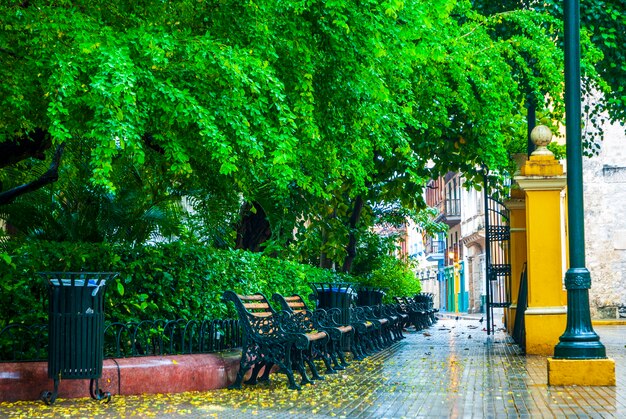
1,239 -> 423,327
0,240 -> 345,326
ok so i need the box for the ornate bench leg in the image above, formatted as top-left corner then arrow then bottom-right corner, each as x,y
337,346 -> 349,367
229,366 -> 247,389
229,348 -> 255,390
330,347 -> 345,370
245,361 -> 266,385
284,366 -> 302,390
288,349 -> 310,388
317,345 -> 336,374
257,361 -> 274,383
395,323 -> 405,340
353,332 -> 367,359
295,349 -> 318,384
305,356 -> 324,381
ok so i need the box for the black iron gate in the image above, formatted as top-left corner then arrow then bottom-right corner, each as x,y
483,175 -> 512,335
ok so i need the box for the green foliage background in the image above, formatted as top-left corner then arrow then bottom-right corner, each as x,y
350,231 -> 422,298
1,0 -> 616,281
357,257 -> 422,299
6,0 -> 618,327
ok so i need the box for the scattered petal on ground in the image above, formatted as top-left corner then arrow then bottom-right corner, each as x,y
1,319 -> 624,418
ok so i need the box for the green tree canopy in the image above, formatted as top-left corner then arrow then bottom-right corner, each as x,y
473,0 -> 625,144
0,0 -> 609,267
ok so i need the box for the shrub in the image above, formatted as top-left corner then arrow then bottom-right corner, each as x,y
0,240 -> 344,326
354,255 -> 422,302
1,239 -> 422,327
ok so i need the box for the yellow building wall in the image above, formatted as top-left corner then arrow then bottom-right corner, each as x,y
516,169 -> 567,355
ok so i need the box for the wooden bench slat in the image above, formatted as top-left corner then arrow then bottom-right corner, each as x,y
250,312 -> 273,318
305,331 -> 327,341
243,302 -> 272,309
238,294 -> 267,301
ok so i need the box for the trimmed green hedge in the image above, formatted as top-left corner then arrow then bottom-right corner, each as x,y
1,240 -> 422,327
0,241 -> 348,326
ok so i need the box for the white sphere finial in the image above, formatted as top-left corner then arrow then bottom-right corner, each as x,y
530,125 -> 554,157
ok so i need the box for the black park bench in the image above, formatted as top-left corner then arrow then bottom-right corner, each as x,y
394,296 -> 430,330
222,291 -> 331,390
272,293 -> 352,369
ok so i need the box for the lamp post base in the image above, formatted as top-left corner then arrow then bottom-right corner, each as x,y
553,339 -> 606,359
554,268 -> 607,359
547,358 -> 615,386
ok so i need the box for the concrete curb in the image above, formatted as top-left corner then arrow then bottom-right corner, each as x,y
591,319 -> 626,326
0,351 -> 242,402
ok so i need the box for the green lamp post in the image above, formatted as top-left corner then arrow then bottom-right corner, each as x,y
553,0 -> 606,359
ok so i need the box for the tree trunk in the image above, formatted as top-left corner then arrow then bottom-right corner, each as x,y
235,201 -> 271,252
0,128 -> 51,169
341,194 -> 364,273
319,225 -> 334,269
0,143 -> 64,205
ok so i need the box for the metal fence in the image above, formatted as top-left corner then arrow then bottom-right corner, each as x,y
0,318 -> 242,362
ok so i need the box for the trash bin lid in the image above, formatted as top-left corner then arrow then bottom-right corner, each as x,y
41,272 -> 118,296
49,279 -> 105,287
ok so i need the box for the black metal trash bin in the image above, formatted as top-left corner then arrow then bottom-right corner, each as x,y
309,283 -> 355,326
39,272 -> 118,405
356,286 -> 387,306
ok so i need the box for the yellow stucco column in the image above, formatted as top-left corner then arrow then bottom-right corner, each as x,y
515,147 -> 568,355
504,188 -> 527,335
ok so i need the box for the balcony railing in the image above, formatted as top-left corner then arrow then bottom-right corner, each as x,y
427,239 -> 446,254
434,198 -> 461,226
445,198 -> 461,217
425,239 -> 446,261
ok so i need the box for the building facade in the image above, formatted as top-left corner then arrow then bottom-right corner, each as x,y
421,173 -> 476,312
420,116 -> 626,318
421,171 -> 489,314
459,177 -> 486,314
583,121 -> 626,319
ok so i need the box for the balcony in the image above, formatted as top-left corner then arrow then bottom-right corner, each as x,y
434,198 -> 461,227
461,213 -> 485,245
425,239 -> 446,262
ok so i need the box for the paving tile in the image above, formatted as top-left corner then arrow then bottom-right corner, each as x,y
1,317 -> 624,418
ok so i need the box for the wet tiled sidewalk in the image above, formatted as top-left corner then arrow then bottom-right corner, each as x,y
1,318 -> 624,418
